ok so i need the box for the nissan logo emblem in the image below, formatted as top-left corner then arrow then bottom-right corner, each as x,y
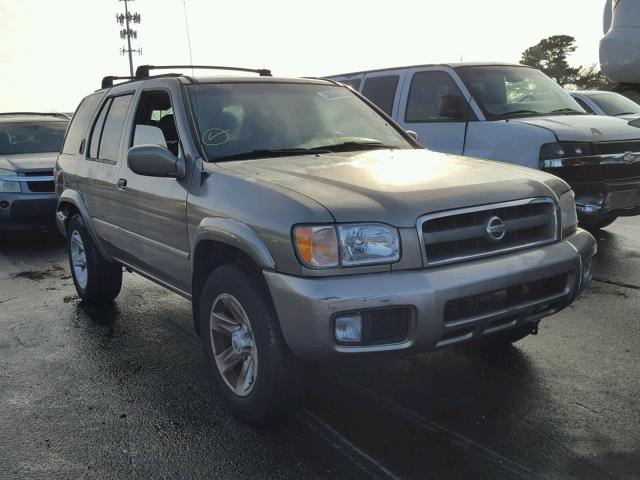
485,216 -> 506,241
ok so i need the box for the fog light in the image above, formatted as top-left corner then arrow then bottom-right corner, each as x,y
0,201 -> 9,209
335,314 -> 362,343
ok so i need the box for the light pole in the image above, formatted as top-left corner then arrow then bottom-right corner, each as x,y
116,0 -> 142,76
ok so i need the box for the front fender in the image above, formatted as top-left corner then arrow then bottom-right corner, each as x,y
193,217 -> 276,271
56,189 -> 113,262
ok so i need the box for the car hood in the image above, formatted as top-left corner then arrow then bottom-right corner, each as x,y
0,152 -> 59,172
513,115 -> 640,142
218,149 -> 566,226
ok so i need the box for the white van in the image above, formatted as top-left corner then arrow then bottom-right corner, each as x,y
326,63 -> 640,229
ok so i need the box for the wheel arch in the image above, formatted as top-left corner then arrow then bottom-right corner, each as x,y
56,189 -> 113,261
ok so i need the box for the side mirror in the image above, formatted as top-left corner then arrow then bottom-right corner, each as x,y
127,144 -> 184,178
406,130 -> 419,142
438,94 -> 466,120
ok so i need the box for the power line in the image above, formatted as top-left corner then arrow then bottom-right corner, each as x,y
116,0 -> 142,76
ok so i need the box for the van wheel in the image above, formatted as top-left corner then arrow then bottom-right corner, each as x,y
199,264 -> 305,423
67,214 -> 122,304
579,213 -> 618,231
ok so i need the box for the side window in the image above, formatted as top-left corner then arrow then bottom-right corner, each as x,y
573,97 -> 595,114
339,78 -> 362,91
405,71 -> 467,123
361,75 -> 399,116
98,94 -> 134,162
62,92 -> 105,154
88,98 -> 112,159
132,91 -> 179,156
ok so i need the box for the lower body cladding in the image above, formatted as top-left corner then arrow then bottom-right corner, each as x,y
265,229 -> 596,361
0,192 -> 58,231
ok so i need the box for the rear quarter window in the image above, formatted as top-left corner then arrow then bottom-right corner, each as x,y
62,92 -> 105,155
361,75 -> 399,116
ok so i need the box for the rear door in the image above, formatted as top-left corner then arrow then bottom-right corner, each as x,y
360,70 -> 406,119
111,80 -> 192,292
75,92 -> 135,254
396,67 -> 474,154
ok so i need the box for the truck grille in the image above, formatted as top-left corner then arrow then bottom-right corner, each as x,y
418,198 -> 558,267
592,141 -> 640,155
23,170 -> 55,193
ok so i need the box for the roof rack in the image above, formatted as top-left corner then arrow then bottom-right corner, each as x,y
135,64 -> 272,80
101,76 -> 135,89
0,112 -> 70,120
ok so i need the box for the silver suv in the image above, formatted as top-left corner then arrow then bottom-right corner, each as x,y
55,65 -> 597,423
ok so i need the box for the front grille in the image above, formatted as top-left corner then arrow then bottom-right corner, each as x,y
444,274 -> 568,324
593,141 -> 640,155
419,199 -> 557,267
23,170 -> 55,193
544,163 -> 640,182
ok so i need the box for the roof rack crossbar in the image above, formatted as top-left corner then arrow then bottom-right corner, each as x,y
135,65 -> 272,79
101,76 -> 136,89
0,112 -> 70,120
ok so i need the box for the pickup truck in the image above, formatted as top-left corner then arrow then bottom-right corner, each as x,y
327,62 -> 640,230
55,65 -> 596,422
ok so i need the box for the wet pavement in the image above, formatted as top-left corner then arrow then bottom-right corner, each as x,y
1,219 -> 639,480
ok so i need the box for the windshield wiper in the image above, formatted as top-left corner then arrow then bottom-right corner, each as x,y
550,108 -> 585,114
614,112 -> 639,116
309,141 -> 400,152
212,148 -> 327,162
496,110 -> 540,118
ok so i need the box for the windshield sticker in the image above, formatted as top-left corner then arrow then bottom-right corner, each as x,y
202,128 -> 231,146
317,90 -> 352,102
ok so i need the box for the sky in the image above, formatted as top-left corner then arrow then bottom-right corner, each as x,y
0,0 -> 608,112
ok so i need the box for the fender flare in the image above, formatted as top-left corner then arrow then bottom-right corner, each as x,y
56,189 -> 113,262
192,217 -> 276,271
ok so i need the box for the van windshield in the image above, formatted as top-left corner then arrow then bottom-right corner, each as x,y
0,121 -> 68,155
187,83 -> 413,161
456,66 -> 587,120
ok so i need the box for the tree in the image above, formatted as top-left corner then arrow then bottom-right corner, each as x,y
521,35 -> 580,86
521,35 -> 613,90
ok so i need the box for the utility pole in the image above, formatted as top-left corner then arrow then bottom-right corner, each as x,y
116,0 -> 142,76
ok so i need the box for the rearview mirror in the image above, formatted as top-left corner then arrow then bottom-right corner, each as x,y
438,94 -> 467,120
127,144 -> 184,178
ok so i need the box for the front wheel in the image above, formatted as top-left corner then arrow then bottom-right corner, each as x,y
199,264 -> 305,423
67,214 -> 122,304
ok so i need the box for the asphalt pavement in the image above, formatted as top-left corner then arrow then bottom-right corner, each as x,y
1,218 -> 638,480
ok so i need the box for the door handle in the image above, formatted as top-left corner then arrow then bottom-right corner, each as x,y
117,178 -> 127,190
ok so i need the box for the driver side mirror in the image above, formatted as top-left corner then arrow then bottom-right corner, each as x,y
406,130 -> 418,142
127,144 -> 185,178
438,94 -> 467,120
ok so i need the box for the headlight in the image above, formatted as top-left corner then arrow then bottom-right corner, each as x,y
0,168 -> 20,193
293,223 -> 400,269
540,142 -> 592,168
559,191 -> 578,238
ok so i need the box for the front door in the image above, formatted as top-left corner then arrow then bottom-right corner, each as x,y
112,86 -> 192,293
396,68 -> 472,154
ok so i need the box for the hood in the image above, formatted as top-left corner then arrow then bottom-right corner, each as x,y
218,149 -> 565,226
513,115 -> 640,142
0,152 -> 59,172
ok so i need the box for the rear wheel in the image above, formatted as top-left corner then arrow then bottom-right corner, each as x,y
579,213 -> 618,231
67,214 -> 122,304
199,264 -> 305,423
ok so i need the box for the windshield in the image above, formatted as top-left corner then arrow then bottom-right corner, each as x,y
0,121 -> 68,155
187,83 -> 413,161
586,92 -> 640,116
456,66 -> 587,120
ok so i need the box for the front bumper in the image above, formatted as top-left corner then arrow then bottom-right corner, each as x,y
265,229 -> 596,360
0,191 -> 58,230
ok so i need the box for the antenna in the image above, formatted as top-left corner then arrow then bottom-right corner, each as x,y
182,1 -> 194,77
116,0 -> 142,77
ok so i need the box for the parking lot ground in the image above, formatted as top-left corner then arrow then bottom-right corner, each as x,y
1,219 -> 639,480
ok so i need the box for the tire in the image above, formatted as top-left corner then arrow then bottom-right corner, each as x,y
476,322 -> 538,349
579,213 -> 618,231
198,264 -> 305,423
67,214 -> 122,304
